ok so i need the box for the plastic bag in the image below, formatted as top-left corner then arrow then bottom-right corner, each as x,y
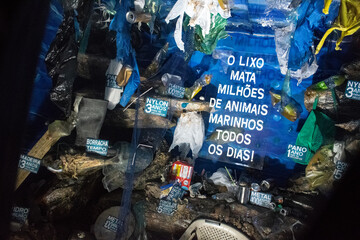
274,23 -> 318,83
109,0 -> 131,61
273,0 -> 339,81
304,145 -> 335,191
45,10 -> 78,117
295,98 -> 335,165
169,112 -> 205,159
316,0 -> 360,54
208,168 -> 237,193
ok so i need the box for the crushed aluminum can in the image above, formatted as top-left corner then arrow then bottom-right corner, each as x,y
269,202 -> 277,210
126,11 -> 152,24
251,183 -> 261,192
280,207 -> 291,216
260,178 -> 275,192
237,182 -> 250,204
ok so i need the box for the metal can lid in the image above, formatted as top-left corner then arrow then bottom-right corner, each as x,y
260,180 -> 271,191
270,202 -> 277,210
251,183 -> 260,192
239,181 -> 248,187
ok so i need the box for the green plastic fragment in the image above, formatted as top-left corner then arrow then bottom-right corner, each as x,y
184,13 -> 228,55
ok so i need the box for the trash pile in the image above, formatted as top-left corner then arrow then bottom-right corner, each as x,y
9,0 -> 360,239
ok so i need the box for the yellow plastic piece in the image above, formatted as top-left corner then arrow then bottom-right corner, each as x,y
218,0 -> 228,10
190,75 -> 212,100
323,0 -> 333,14
282,104 -> 298,122
316,0 -> 360,54
190,86 -> 203,100
269,91 -> 281,106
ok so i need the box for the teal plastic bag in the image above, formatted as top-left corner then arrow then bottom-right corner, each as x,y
295,98 -> 335,165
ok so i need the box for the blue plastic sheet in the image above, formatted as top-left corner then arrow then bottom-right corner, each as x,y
110,0 -> 144,107
287,0 -> 340,71
109,0 -> 132,62
120,50 -> 141,107
23,0 -> 63,151
29,0 -> 63,120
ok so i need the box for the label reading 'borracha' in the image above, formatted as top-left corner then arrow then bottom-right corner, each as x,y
86,138 -> 109,156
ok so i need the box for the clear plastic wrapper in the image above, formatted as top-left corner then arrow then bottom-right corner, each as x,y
253,210 -> 304,239
274,23 -> 318,83
208,168 -> 237,193
102,142 -> 154,192
143,42 -> 169,79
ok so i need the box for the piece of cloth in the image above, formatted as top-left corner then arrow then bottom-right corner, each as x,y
295,98 -> 335,165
